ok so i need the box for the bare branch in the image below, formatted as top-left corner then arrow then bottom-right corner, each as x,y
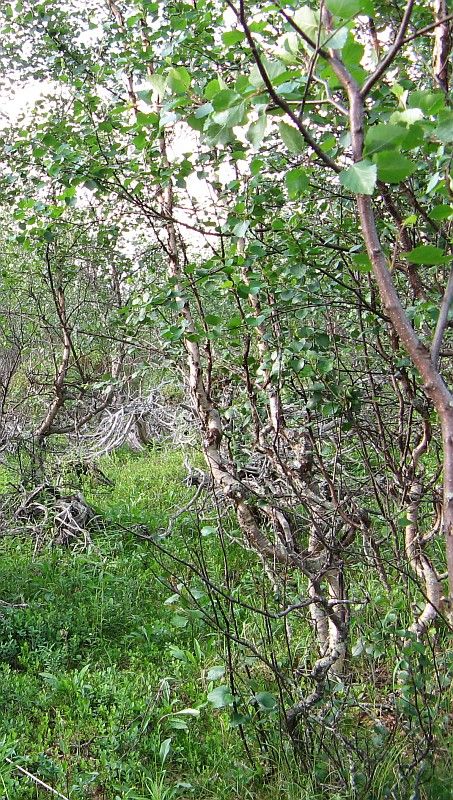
361,0 -> 416,99
5,758 -> 71,800
402,11 -> 453,48
431,267 -> 453,369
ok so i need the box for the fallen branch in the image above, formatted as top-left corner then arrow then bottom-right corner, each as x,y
5,757 -> 71,800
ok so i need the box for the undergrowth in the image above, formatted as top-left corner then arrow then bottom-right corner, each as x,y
0,448 -> 451,799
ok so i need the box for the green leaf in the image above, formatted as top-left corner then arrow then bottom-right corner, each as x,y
186,116 -> 202,132
255,691 -> 278,711
279,121 -> 305,154
188,103 -> 212,131
247,115 -> 266,148
339,160 -> 376,195
434,111 -> 453,143
207,666 -> 225,680
389,108 -> 424,126
403,214 -> 417,227
364,124 -> 405,155
374,152 -> 417,184
292,4 -> 349,49
293,6 -> 319,44
326,0 -> 373,15
159,110 -> 178,128
167,66 -> 191,94
148,73 -> 166,97
327,0 -> 361,15
126,13 -> 141,27
275,32 -> 300,64
232,220 -> 249,237
429,204 -> 453,221
212,89 -> 241,112
212,102 -> 246,129
342,35 -> 365,72
352,638 -> 365,657
250,157 -> 264,176
318,358 -> 334,374
207,685 -> 234,708
222,30 -> 245,45
205,314 -> 222,325
82,178 -> 97,191
195,102 -> 212,120
175,708 -> 200,717
200,525 -> 217,537
249,56 -> 286,87
164,593 -> 180,605
204,77 -> 226,100
136,110 -> 158,127
133,132 -> 147,151
272,218 -> 285,231
399,123 -> 424,150
285,167 -> 309,198
426,172 -> 441,193
246,314 -> 266,327
404,246 -> 448,265
159,738 -> 172,765
326,24 -> 348,50
351,253 -> 371,272
42,133 -> 60,149
229,712 -> 249,727
171,614 -> 188,628
408,90 -> 445,116
168,718 -> 189,731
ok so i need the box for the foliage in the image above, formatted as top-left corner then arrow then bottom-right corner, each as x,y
0,0 -> 452,797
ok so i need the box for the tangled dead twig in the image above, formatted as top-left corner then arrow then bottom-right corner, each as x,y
0,386 -> 195,465
4,483 -> 96,551
65,388 -> 195,462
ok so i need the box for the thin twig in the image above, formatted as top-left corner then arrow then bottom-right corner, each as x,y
431,267 -> 453,369
5,758 -> 71,800
361,0 -> 415,98
0,599 -> 28,608
226,0 -> 341,173
164,481 -> 205,535
402,13 -> 453,47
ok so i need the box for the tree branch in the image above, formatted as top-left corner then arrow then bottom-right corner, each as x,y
361,0 -> 415,99
431,267 -> 453,369
227,0 -> 341,173
402,12 -> 453,48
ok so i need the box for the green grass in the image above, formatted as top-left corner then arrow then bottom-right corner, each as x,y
82,448 -> 194,529
0,448 -> 452,800
0,449 -> 280,800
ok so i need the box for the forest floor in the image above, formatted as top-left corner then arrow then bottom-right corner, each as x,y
0,449 -> 290,800
0,448 -> 452,800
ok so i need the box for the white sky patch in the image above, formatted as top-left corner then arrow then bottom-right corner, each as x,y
0,80 -> 45,126
222,6 -> 237,28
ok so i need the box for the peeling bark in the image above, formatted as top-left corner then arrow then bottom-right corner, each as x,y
433,0 -> 451,93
